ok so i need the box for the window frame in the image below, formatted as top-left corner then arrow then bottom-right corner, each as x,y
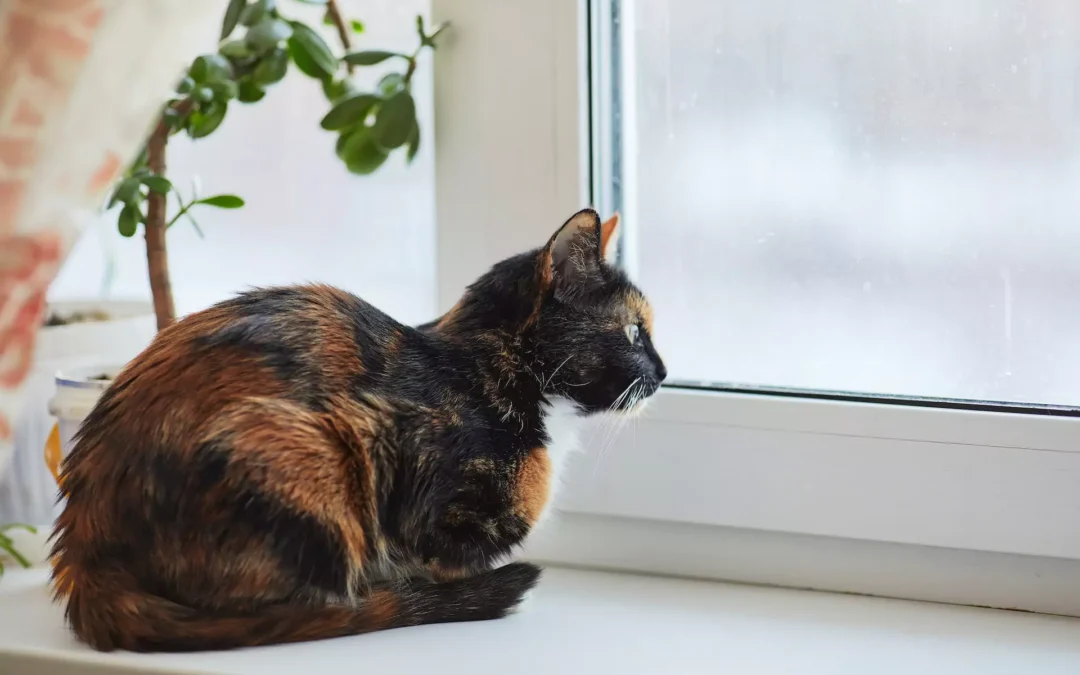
430,0 -> 1080,613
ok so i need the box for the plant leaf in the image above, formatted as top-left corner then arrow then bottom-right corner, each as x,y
188,100 -> 228,138
288,39 -> 323,79
288,22 -> 338,78
221,0 -> 247,40
343,50 -> 404,67
342,128 -> 389,175
320,93 -> 379,131
118,204 -> 139,237
371,90 -> 415,149
220,40 -> 253,60
351,19 -> 364,33
110,178 -> 140,208
253,47 -> 289,85
239,0 -> 274,26
186,212 -> 205,239
378,72 -> 404,97
245,18 -> 292,52
321,77 -> 356,103
237,78 -> 267,103
208,80 -> 239,101
406,123 -> 420,164
141,175 -> 172,194
196,194 -> 245,209
191,54 -> 233,84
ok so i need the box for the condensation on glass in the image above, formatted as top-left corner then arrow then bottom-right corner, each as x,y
624,0 -> 1080,405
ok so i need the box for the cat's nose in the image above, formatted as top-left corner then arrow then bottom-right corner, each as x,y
655,359 -> 668,384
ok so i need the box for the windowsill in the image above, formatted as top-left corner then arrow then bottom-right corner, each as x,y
3,563 -> 1080,674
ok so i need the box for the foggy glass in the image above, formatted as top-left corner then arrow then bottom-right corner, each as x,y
630,0 -> 1080,405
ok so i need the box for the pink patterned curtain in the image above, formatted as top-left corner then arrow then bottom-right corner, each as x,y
0,0 -> 223,475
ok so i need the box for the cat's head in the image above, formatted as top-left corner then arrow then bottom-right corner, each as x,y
437,208 -> 666,416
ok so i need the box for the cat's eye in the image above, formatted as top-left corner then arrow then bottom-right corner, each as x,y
624,324 -> 640,345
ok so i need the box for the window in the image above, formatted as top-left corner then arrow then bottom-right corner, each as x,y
610,0 -> 1080,407
432,0 -> 1080,614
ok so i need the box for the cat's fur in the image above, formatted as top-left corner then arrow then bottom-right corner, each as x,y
49,208 -> 666,652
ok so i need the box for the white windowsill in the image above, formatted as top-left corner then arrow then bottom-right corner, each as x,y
3,563 -> 1080,675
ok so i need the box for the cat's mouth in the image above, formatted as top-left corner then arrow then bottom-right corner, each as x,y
611,377 -> 659,415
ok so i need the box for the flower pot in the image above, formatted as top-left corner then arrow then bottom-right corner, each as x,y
44,365 -> 124,492
0,301 -> 153,524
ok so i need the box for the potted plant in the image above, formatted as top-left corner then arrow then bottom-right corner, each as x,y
1,0 -> 445,544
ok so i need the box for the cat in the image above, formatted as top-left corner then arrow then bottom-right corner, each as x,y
49,207 -> 666,652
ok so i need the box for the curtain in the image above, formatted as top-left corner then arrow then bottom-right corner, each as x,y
0,0 -> 223,488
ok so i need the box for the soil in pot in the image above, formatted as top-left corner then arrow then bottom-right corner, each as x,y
43,309 -> 112,327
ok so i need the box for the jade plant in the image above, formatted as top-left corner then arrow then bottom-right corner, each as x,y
107,0 -> 446,330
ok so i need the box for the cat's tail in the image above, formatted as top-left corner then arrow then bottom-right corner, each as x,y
60,562 -> 542,652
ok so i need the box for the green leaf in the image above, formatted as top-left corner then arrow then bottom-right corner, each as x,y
118,204 -> 140,237
110,178 -> 140,208
208,80 -> 239,101
371,90 -> 416,149
220,40 -> 253,60
406,123 -> 420,163
194,86 -> 215,103
416,14 -> 425,40
320,93 -> 379,131
343,50 -> 404,67
341,128 -> 389,175
188,101 -> 228,138
351,19 -> 364,33
321,77 -> 356,102
176,76 -> 195,94
221,0 -> 247,40
190,54 -> 233,84
196,194 -> 245,209
253,47 -> 289,85
141,175 -> 172,194
237,78 -> 267,103
288,22 -> 338,78
239,0 -> 274,26
245,18 -> 292,52
185,212 -> 205,239
288,39 -> 324,79
378,72 -> 404,97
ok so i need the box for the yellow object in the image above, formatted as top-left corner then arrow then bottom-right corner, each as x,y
44,422 -> 63,487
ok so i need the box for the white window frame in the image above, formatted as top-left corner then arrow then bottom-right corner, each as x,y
430,0 -> 1080,614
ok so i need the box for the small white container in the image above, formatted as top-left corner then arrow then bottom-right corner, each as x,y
45,365 -> 125,486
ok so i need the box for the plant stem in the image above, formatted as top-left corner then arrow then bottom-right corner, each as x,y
325,0 -> 354,73
145,118 -> 176,331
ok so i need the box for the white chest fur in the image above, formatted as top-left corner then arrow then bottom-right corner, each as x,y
535,396 -> 585,528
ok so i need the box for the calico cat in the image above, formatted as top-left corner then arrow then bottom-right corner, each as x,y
49,208 -> 666,652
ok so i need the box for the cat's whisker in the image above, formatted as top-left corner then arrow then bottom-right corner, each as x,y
592,377 -> 642,474
543,355 -> 575,392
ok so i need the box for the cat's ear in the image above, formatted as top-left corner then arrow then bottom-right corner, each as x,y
542,208 -> 604,296
600,212 -> 621,264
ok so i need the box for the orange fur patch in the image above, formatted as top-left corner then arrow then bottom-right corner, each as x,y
513,447 -> 552,525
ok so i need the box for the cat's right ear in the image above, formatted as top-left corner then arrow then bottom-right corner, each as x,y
539,208 -> 604,298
